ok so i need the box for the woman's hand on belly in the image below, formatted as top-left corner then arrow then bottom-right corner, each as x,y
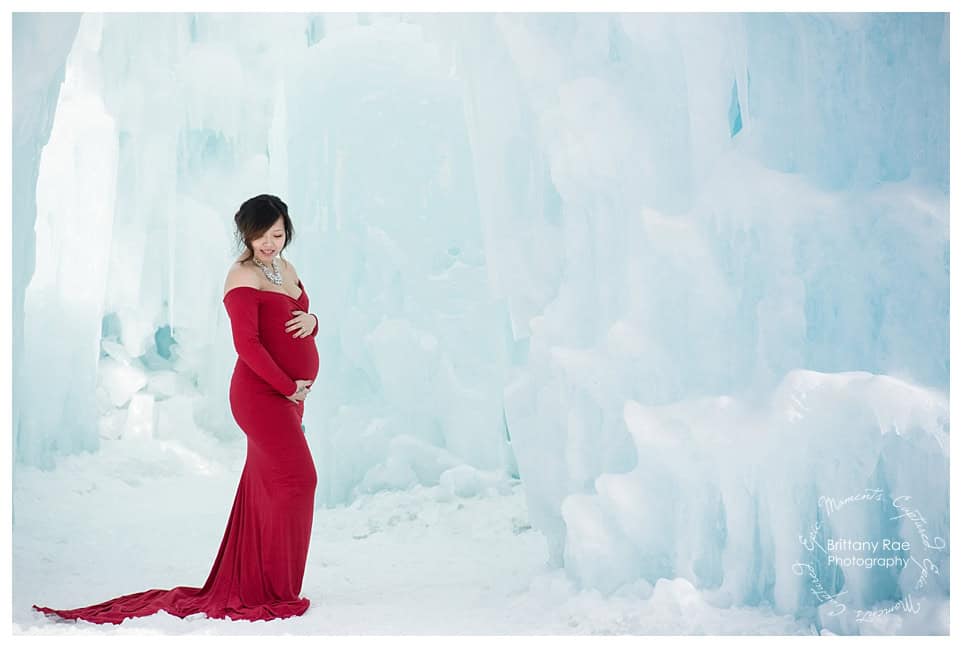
286,379 -> 314,403
285,310 -> 317,338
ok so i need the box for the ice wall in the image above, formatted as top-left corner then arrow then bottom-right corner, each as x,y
12,12 -> 948,630
417,13 -> 949,630
14,13 -> 513,495
11,12 -> 83,479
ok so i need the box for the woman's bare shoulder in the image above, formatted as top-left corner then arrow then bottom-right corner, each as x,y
282,257 -> 299,282
224,261 -> 261,297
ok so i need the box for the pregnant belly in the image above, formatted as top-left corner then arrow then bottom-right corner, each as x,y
257,305 -> 320,384
267,337 -> 319,383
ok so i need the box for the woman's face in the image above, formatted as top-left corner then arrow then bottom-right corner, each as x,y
250,216 -> 286,266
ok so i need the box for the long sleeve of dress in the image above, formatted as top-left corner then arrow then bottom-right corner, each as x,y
223,288 -> 298,398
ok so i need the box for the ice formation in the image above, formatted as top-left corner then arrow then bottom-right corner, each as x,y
12,12 -> 949,632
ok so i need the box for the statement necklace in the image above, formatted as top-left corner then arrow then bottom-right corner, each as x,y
253,254 -> 283,285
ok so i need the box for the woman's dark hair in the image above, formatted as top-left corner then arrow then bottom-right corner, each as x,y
233,194 -> 295,264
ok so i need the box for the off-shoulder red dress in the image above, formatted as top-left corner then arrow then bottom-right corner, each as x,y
33,279 -> 320,624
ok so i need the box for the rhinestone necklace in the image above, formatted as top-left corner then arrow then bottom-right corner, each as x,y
252,254 -> 283,285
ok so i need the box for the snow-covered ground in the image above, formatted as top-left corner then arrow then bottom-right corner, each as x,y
14,435 -> 816,635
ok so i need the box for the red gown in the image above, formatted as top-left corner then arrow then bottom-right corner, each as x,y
33,279 -> 320,624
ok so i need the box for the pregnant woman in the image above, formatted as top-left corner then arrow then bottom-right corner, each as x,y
33,194 -> 321,623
